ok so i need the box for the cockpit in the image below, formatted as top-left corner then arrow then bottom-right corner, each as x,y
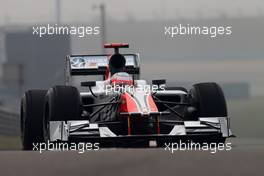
110,72 -> 133,85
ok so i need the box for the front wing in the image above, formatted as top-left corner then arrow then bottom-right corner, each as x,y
48,117 -> 232,147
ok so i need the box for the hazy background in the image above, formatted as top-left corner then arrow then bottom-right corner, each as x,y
0,0 -> 263,149
0,0 -> 263,96
0,0 -> 264,24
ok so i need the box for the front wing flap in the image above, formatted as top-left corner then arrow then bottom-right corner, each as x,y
49,117 -> 232,146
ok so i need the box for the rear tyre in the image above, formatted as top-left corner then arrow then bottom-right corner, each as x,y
43,86 -> 82,141
20,90 -> 47,150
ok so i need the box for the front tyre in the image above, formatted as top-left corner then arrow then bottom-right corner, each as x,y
43,86 -> 82,142
188,82 -> 227,143
20,90 -> 47,150
189,82 -> 227,118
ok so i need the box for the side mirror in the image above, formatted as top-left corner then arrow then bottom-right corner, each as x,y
152,79 -> 166,86
81,81 -> 97,98
81,81 -> 96,87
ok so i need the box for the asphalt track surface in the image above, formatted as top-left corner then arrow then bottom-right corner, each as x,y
0,139 -> 263,176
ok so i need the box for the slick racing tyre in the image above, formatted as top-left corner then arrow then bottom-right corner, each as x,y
43,86 -> 82,142
189,82 -> 227,118
44,85 -> 82,121
188,83 -> 227,143
20,90 -> 47,150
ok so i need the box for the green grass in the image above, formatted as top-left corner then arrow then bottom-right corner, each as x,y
0,135 -> 21,150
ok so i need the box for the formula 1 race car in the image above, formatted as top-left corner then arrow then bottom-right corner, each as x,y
20,43 -> 233,149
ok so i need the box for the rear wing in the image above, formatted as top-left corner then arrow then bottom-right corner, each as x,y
66,54 -> 140,76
